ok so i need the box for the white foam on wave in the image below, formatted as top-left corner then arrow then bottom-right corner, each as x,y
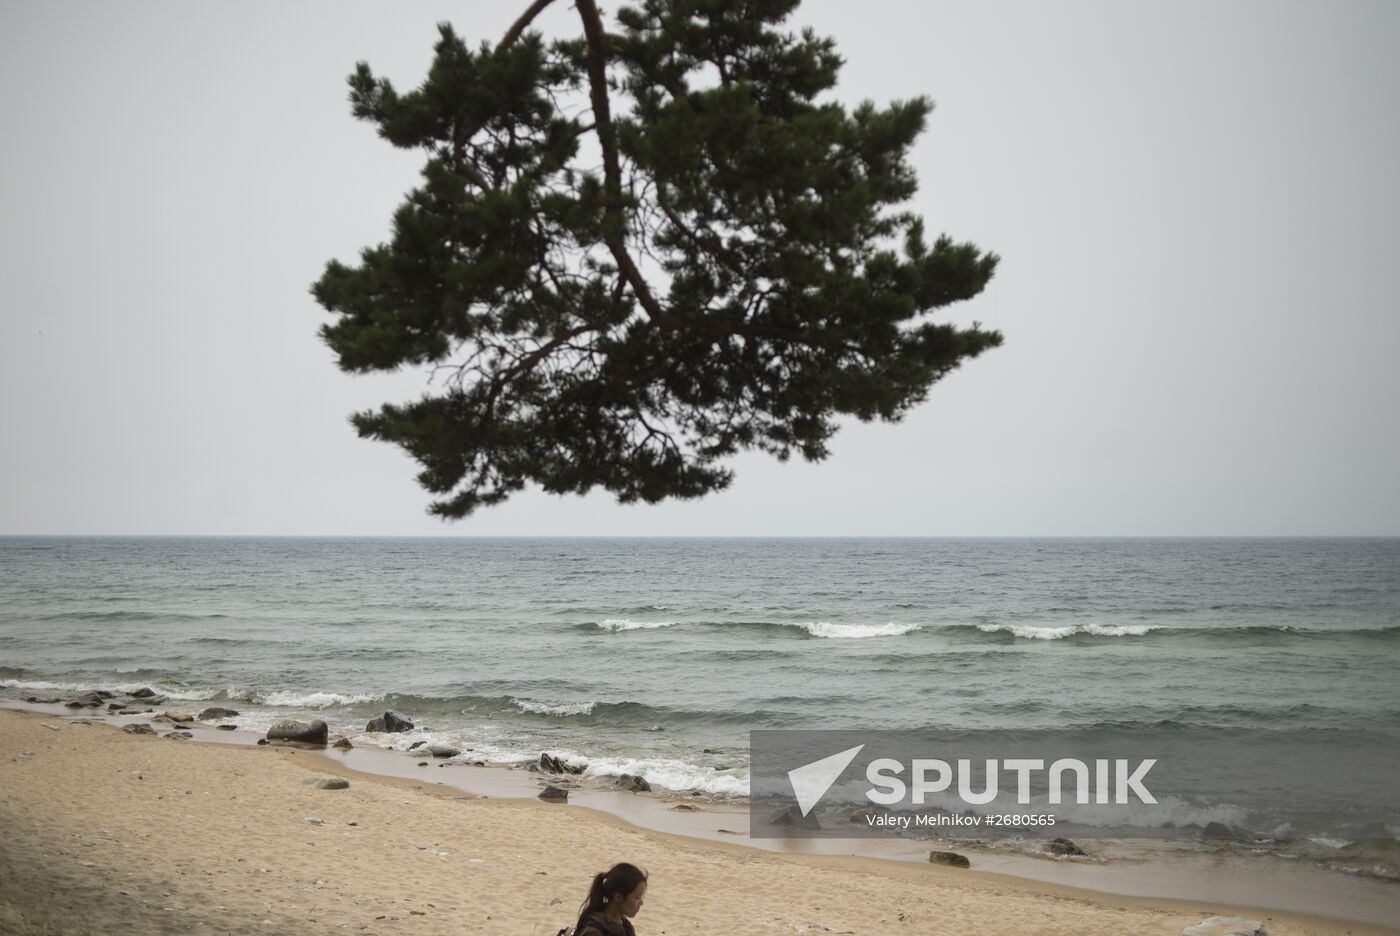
0,678 -> 217,700
256,690 -> 383,708
976,623 -> 1158,640
1308,835 -> 1352,850
511,698 -> 598,717
791,621 -> 922,639
582,755 -> 750,797
595,619 -> 678,631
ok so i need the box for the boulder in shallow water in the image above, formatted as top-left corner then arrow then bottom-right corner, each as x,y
540,753 -> 584,774
366,710 -> 414,733
66,691 -> 106,708
538,785 -> 569,802
1201,821 -> 1236,841
129,687 -> 157,698
266,719 -> 329,745
216,724 -> 237,731
769,804 -> 820,831
164,710 -> 195,723
198,707 -> 239,720
615,773 -> 652,793
332,737 -> 353,749
1181,917 -> 1266,936
1045,837 -> 1087,856
928,850 -> 971,869
428,744 -> 461,758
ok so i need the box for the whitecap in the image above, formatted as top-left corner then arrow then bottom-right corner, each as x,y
582,755 -> 750,797
975,623 -> 1157,640
256,690 -> 383,708
510,698 -> 598,716
595,619 -> 678,631
792,621 -> 922,639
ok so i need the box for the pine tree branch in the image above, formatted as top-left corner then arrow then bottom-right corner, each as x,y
496,0 -> 559,55
576,0 -> 674,329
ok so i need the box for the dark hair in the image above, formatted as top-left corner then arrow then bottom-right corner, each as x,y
574,862 -> 647,933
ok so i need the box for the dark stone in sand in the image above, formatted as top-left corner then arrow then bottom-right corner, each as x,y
615,773 -> 652,793
129,687 -> 157,698
122,724 -> 157,735
266,719 -> 329,745
198,707 -> 240,720
366,710 -> 414,733
428,744 -> 460,758
1046,837 -> 1087,856
216,724 -> 237,731
314,777 -> 350,790
538,785 -> 569,802
1202,821 -> 1236,841
418,761 -> 429,766
257,738 -> 269,745
928,850 -> 971,868
333,737 -> 353,749
164,731 -> 192,740
769,804 -> 820,830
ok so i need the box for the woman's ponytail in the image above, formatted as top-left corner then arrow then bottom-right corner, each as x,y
573,863 -> 648,934
574,871 -> 609,929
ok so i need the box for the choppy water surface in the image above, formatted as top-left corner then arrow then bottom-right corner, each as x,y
2,537 -> 1398,868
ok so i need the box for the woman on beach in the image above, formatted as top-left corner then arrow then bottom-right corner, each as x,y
572,862 -> 648,936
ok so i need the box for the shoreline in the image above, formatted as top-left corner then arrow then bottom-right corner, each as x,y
2,707 -> 1396,934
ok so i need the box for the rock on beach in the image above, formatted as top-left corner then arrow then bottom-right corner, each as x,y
366,710 -> 415,733
265,719 -> 329,745
198,707 -> 240,720
768,804 -> 820,830
1046,837 -> 1087,856
928,850 -> 971,868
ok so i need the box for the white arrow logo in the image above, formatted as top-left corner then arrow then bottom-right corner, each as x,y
787,744 -> 866,816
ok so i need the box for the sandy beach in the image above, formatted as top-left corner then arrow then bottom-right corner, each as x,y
1,709 -> 1392,936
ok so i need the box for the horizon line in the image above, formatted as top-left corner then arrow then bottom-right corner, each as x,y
2,533 -> 1398,540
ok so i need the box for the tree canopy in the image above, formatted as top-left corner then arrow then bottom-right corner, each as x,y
314,0 -> 1001,518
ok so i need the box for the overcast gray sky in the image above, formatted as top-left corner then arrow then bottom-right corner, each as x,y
1,0 -> 1397,536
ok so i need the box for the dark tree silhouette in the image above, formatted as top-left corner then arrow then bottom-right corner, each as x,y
314,0 -> 1001,518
